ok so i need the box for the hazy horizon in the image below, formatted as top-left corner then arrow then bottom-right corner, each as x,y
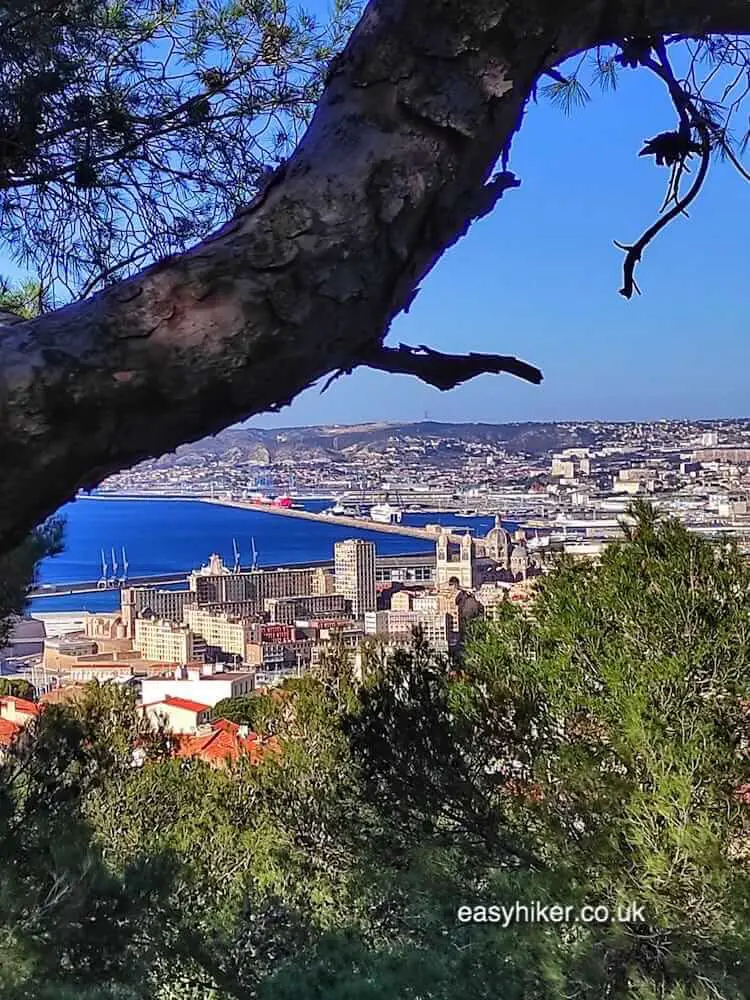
238,414 -> 750,432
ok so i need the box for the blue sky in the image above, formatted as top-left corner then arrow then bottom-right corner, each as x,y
250,54 -> 749,427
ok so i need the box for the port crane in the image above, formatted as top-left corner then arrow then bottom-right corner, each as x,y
97,549 -> 108,589
95,545 -> 129,588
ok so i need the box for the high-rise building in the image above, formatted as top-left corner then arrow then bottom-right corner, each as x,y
334,539 -> 376,620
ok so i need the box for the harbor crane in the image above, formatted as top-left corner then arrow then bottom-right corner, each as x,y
97,549 -> 108,589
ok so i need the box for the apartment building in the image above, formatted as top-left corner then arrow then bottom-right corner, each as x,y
188,554 -> 333,608
244,639 -> 313,673
264,593 -> 350,624
182,607 -> 257,661
134,619 -> 205,665
121,586 -> 194,634
364,609 -> 452,652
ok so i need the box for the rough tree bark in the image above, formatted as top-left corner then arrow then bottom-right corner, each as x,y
0,0 -> 749,553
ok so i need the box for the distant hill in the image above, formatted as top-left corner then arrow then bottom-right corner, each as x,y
142,421 -> 604,468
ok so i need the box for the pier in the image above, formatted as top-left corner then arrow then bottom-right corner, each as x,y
197,496 -> 462,542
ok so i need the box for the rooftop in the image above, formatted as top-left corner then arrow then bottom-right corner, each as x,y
0,696 -> 40,716
0,717 -> 22,747
143,695 -> 212,714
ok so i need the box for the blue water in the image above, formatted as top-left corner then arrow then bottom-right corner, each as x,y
30,499 -> 503,614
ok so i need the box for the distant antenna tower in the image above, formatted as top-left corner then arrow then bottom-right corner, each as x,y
232,537 -> 241,573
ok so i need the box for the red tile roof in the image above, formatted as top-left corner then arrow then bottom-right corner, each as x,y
175,722 -> 280,767
0,717 -> 22,747
143,695 -> 211,714
210,718 -> 261,740
0,696 -> 39,716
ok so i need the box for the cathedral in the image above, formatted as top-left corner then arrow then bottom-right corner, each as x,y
435,516 -> 542,589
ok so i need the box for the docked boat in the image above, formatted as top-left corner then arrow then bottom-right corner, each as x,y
370,502 -> 403,524
323,500 -> 362,517
248,493 -> 294,509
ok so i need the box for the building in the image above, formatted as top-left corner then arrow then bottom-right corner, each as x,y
142,695 -> 212,734
364,609 -> 451,652
43,635 -> 99,671
435,533 -> 500,588
139,663 -> 255,709
0,617 -> 46,661
264,593 -> 350,624
550,456 -> 576,479
84,613 -> 129,641
175,719 -> 281,767
188,553 -> 332,609
0,717 -> 22,750
182,607 -> 258,662
692,447 -> 750,465
134,619 -> 204,665
0,696 -> 40,728
334,539 -> 377,620
244,638 -> 313,675
308,619 -> 366,669
121,587 -> 194,635
374,553 -> 435,584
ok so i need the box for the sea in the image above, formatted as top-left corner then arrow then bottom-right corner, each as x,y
29,497 -> 505,614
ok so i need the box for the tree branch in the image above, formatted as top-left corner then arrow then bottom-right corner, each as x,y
614,39 -> 713,298
360,344 -> 543,389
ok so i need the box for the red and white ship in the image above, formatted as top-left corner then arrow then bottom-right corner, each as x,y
248,493 -> 294,509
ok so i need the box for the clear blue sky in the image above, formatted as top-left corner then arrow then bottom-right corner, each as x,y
250,56 -> 749,427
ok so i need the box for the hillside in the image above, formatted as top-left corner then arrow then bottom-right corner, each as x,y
145,421 -> 603,468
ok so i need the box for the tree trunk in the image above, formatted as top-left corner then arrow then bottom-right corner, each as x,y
0,0 -> 748,553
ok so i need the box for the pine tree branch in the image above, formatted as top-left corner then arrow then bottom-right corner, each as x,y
615,39 -> 712,299
359,343 -> 543,389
